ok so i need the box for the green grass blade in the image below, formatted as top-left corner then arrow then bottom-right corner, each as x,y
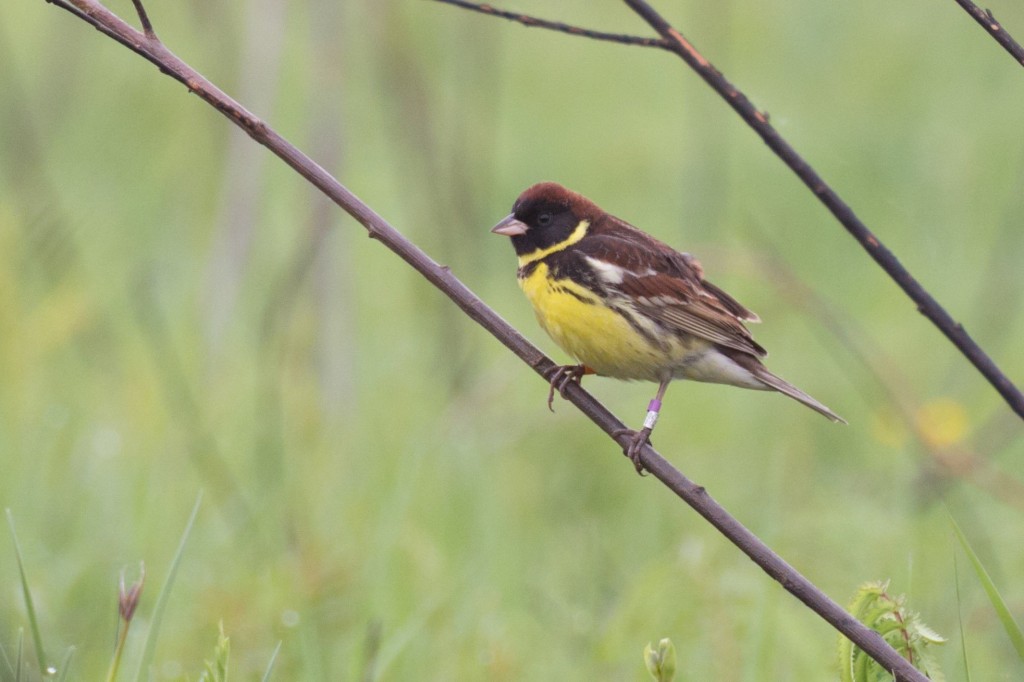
6,510 -> 47,675
948,512 -> 1024,662
260,641 -> 282,682
953,553 -> 972,682
133,492 -> 203,682
56,646 -> 76,682
15,628 -> 24,682
0,640 -> 15,679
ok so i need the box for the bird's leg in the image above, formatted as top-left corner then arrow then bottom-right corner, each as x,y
542,364 -> 594,412
613,378 -> 671,474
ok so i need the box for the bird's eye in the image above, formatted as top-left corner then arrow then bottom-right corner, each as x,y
537,213 -> 552,227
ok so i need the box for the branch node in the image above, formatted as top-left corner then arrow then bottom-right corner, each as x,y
130,0 -> 157,39
954,0 -> 1024,65
529,357 -> 549,372
248,118 -> 270,138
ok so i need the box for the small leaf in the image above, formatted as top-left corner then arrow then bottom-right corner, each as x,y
642,638 -> 676,682
839,581 -> 945,682
199,622 -> 230,682
643,642 -> 659,675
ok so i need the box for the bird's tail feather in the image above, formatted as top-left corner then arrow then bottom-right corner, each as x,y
752,367 -> 847,424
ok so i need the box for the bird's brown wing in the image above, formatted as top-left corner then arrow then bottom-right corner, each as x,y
579,216 -> 766,358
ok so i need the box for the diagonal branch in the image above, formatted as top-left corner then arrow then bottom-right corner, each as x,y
950,0 -> 1024,66
45,1 -> 928,680
619,0 -> 1024,419
432,0 -> 669,49
435,0 -> 1024,422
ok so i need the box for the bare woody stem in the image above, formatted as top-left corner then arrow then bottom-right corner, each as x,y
432,0 -> 669,49
950,0 -> 1024,66
435,0 -> 1024,423
46,1 -> 928,680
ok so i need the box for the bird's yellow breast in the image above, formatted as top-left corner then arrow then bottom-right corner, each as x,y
518,262 -> 667,381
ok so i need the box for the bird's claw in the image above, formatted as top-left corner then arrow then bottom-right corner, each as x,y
543,364 -> 588,412
613,427 -> 652,475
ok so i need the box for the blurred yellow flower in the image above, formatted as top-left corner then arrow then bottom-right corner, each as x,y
915,398 -> 969,448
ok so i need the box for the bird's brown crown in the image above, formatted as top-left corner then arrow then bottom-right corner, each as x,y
516,182 -> 598,210
505,183 -> 603,257
513,182 -> 602,222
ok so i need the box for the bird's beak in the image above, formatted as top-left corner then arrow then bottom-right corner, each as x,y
491,214 -> 528,237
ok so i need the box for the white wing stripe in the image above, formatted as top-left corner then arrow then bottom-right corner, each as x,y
584,256 -> 627,284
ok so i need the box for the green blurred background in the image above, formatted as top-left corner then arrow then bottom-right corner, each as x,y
2,0 -> 1023,679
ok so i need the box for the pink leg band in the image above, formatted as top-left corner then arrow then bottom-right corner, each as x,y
647,399 -> 662,412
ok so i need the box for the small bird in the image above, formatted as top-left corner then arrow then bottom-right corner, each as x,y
492,182 -> 845,472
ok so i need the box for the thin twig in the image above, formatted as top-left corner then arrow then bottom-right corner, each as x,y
433,0 -> 668,49
130,0 -> 155,38
951,0 -> 1024,66
46,1 -> 926,680
436,0 -> 1024,423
